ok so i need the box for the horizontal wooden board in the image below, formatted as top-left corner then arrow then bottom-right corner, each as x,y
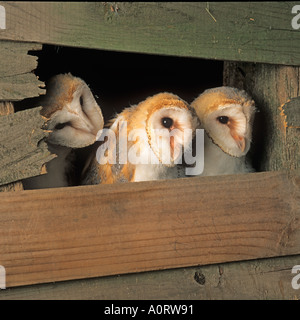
1,255 -> 299,300
0,170 -> 299,288
0,41 -> 44,100
0,2 -> 300,65
0,106 -> 54,186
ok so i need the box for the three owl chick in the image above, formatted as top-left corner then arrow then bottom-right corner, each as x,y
24,73 -> 256,189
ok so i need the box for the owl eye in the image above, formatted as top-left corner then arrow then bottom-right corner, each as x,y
217,116 -> 229,124
161,117 -> 174,129
79,95 -> 84,107
54,121 -> 71,130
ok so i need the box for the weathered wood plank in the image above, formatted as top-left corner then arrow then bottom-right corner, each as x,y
0,101 -> 13,114
0,2 -> 300,65
0,106 -> 55,186
1,255 -> 299,300
0,170 -> 299,288
281,97 -> 300,128
0,40 -> 44,100
0,101 -> 24,192
224,62 -> 300,172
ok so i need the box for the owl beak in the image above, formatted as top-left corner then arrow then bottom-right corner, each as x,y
231,133 -> 246,152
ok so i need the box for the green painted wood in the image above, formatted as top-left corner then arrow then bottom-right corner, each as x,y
0,2 -> 300,65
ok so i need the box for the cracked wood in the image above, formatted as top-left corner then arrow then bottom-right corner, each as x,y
0,102 -> 24,192
0,107 -> 55,186
0,41 -> 44,100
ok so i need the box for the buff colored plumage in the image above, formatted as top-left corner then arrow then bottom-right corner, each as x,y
191,86 -> 256,176
82,92 -> 198,184
23,73 -> 104,189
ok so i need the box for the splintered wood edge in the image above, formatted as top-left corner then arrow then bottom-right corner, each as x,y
0,41 -> 45,100
0,102 -> 24,192
0,107 -> 55,186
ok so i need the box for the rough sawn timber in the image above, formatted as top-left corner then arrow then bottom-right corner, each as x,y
0,2 -> 300,65
0,106 -> 55,186
0,41 -> 44,101
0,170 -> 299,288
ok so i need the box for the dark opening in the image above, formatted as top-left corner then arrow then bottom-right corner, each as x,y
18,44 -> 226,188
15,44 -> 224,121
16,45 -> 263,175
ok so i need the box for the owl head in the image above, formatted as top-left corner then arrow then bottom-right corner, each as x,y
105,92 -> 198,168
41,73 -> 104,148
191,86 -> 255,157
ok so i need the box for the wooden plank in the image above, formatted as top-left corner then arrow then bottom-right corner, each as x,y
0,40 -> 44,100
0,2 -> 300,65
281,97 -> 300,128
0,101 -> 24,192
0,106 -> 55,186
223,62 -> 300,172
1,255 -> 299,300
0,170 -> 299,288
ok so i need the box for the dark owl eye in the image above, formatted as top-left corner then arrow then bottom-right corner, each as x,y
79,95 -> 84,107
217,116 -> 229,124
54,121 -> 71,130
161,117 -> 174,129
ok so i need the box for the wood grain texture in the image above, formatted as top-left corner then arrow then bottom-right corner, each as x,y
0,2 -> 299,65
224,62 -> 300,172
0,106 -> 55,186
0,170 -> 299,288
0,102 -> 24,192
1,255 -> 299,300
281,97 -> 300,128
0,40 -> 44,100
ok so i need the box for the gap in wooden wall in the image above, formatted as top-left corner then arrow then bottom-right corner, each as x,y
15,44 -> 224,121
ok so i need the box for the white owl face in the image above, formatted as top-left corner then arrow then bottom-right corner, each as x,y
146,105 -> 197,165
41,74 -> 104,149
95,93 -> 198,171
204,103 -> 252,157
191,86 -> 256,158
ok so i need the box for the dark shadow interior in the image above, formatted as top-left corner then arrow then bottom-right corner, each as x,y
15,44 -> 224,120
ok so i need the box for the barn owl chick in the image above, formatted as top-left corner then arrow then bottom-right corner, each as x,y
191,86 -> 256,176
82,92 -> 198,184
23,73 -> 104,189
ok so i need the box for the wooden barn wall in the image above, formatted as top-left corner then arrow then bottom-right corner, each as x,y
0,2 -> 299,299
